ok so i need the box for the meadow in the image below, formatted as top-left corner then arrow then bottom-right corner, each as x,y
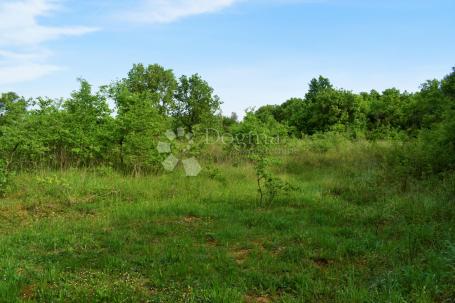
1,136 -> 454,302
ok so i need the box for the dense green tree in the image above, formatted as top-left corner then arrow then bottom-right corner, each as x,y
403,80 -> 446,131
62,79 -> 113,166
441,67 -> 455,99
26,97 -> 65,168
305,76 -> 333,102
279,98 -> 308,136
231,110 -> 288,151
173,74 -> 222,131
255,105 -> 283,123
418,67 -> 455,173
0,93 -> 29,169
108,82 -> 169,174
306,89 -> 362,134
124,64 -> 177,115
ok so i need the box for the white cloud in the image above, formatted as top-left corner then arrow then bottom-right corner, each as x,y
0,49 -> 51,61
123,0 -> 238,23
0,0 -> 97,85
0,64 -> 61,85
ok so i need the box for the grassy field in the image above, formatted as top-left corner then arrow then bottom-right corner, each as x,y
0,138 -> 454,302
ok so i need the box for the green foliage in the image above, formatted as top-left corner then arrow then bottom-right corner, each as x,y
220,112 -> 239,132
0,92 -> 30,168
123,63 -> 177,115
365,88 -> 411,132
277,98 -> 307,136
0,63 -> 225,175
231,110 -> 287,151
249,67 -> 455,179
254,104 -> 283,123
253,156 -> 292,205
62,79 -> 113,166
306,88 -> 363,134
231,112 -> 292,204
265,78 -> 364,136
406,80 -> 447,131
1,64 -> 455,181
385,68 -> 455,177
305,75 -> 333,102
259,69 -> 454,142
173,74 -> 222,131
0,159 -> 9,197
113,87 -> 169,173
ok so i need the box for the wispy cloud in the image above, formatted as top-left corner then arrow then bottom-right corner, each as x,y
0,0 -> 97,85
123,0 -> 238,24
0,64 -> 61,85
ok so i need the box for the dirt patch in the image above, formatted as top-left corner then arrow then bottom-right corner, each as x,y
271,246 -> 286,256
244,294 -> 271,303
252,239 -> 266,251
21,284 -> 36,300
230,249 -> 250,265
311,257 -> 333,267
205,235 -> 218,246
182,216 -> 201,224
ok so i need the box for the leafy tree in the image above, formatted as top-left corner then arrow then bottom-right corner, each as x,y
419,67 -> 455,173
108,83 -> 169,174
62,79 -> 113,166
305,76 -> 333,102
279,98 -> 308,136
255,105 -> 283,123
404,80 -> 446,131
106,64 -> 179,173
173,74 -> 222,131
365,88 -> 414,136
231,111 -> 287,151
306,89 -> 361,134
124,64 -> 177,115
390,67 -> 455,176
26,97 -> 65,168
441,67 -> 455,99
0,92 -> 29,169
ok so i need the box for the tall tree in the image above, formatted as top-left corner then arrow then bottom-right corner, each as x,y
305,76 -> 333,102
174,74 -> 222,131
124,63 -> 177,115
62,79 -> 113,166
108,65 -> 172,173
0,93 -> 29,169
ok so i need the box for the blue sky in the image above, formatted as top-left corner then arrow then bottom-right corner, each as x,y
1,0 -> 454,115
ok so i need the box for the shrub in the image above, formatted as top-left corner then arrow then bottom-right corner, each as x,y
254,156 -> 293,205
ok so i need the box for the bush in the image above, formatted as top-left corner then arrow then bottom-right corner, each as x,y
254,156 -> 293,205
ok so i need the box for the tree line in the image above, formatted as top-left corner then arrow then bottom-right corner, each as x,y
1,64 -> 454,176
250,67 -> 455,176
254,71 -> 454,138
0,64 -> 222,174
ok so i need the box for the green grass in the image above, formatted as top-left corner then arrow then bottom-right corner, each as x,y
0,139 -> 454,302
